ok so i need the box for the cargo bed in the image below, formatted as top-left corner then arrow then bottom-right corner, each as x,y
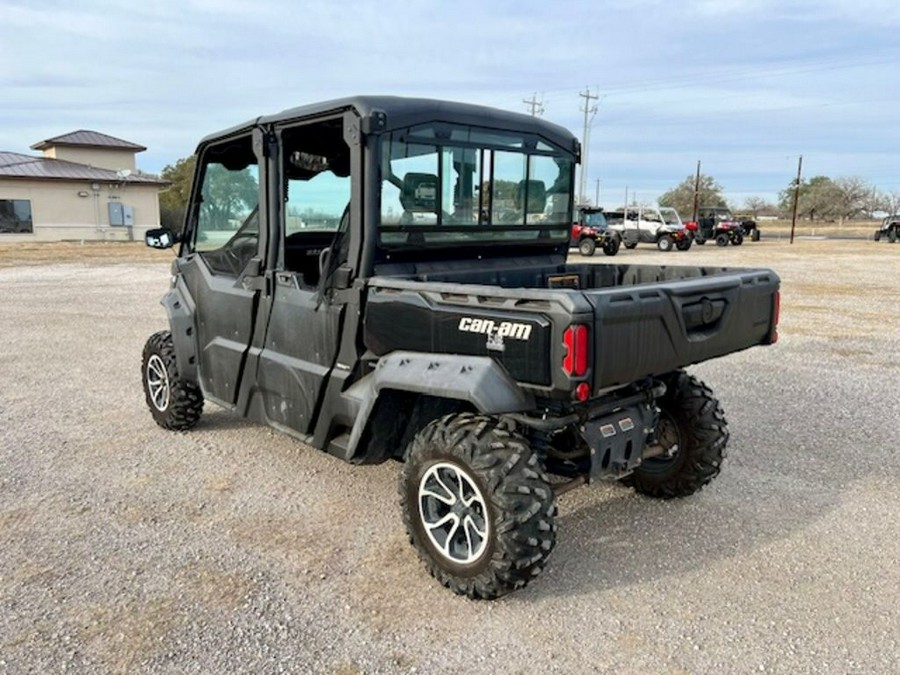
365,257 -> 780,396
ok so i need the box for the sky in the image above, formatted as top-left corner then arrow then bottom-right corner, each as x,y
2,0 -> 899,207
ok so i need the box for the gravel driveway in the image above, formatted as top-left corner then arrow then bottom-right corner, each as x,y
1,240 -> 898,673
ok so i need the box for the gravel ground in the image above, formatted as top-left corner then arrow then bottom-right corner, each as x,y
1,239 -> 898,674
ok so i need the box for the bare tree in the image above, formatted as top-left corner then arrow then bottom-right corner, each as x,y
743,196 -> 776,217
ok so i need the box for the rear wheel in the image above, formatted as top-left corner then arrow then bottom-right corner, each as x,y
624,241 -> 638,249
624,371 -> 728,498
751,228 -> 761,242
715,233 -> 729,246
676,237 -> 692,251
874,230 -> 882,242
889,227 -> 898,243
732,231 -> 744,246
578,237 -> 597,256
141,331 -> 203,430
657,235 -> 674,252
400,413 -> 557,599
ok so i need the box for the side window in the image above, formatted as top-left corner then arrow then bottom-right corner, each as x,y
191,139 -> 260,276
285,171 -> 350,237
279,120 -> 351,286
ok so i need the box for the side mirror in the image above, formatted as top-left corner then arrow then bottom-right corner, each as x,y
145,228 -> 178,249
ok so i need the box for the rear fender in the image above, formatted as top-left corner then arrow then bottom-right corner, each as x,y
342,352 -> 535,461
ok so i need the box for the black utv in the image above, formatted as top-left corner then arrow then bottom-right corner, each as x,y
874,214 -> 899,242
142,96 -> 780,599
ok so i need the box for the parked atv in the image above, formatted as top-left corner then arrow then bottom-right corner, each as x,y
695,207 -> 746,246
606,206 -> 692,252
571,207 -> 620,256
873,214 -> 899,243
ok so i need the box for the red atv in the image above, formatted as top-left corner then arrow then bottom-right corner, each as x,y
694,207 -> 745,246
571,208 -> 621,256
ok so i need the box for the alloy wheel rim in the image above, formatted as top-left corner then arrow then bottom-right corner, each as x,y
146,354 -> 170,411
418,462 -> 490,564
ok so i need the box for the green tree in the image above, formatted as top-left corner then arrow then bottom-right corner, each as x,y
158,155 -> 196,230
779,175 -> 843,221
198,164 -> 259,230
658,174 -> 727,218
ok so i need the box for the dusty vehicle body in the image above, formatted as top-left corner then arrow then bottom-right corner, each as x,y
571,207 -> 620,256
141,97 -> 780,598
605,206 -> 692,252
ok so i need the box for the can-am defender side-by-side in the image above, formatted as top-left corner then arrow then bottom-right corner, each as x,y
142,97 -> 780,599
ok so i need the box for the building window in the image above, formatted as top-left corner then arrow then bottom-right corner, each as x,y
0,199 -> 33,234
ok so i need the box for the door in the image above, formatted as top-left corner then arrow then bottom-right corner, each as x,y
179,134 -> 264,407
255,117 -> 353,435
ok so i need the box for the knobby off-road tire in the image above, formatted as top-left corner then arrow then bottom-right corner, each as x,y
676,237 -> 692,251
602,235 -> 620,256
732,231 -> 744,246
715,233 -> 729,246
579,237 -> 597,256
400,413 -> 557,599
657,234 -> 674,252
889,228 -> 898,243
623,371 -> 728,499
141,331 -> 204,431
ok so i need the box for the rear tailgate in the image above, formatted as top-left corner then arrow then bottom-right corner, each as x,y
585,267 -> 779,389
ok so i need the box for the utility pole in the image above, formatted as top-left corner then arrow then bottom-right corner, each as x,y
523,93 -> 544,117
595,179 -> 601,207
790,155 -> 803,245
692,160 -> 701,224
578,87 -> 599,206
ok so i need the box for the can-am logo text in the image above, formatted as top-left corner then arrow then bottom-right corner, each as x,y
458,317 -> 533,341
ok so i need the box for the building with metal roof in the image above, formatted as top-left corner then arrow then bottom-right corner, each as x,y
1,130 -> 167,241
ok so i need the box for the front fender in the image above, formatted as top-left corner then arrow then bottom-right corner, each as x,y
161,279 -> 199,383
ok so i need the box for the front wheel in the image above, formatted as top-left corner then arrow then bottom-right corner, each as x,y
602,235 -> 620,256
889,228 -> 898,243
657,234 -> 674,252
623,371 -> 728,498
732,231 -> 744,246
578,237 -> 597,256
715,233 -> 729,246
141,331 -> 204,430
400,413 -> 557,599
676,237 -> 692,251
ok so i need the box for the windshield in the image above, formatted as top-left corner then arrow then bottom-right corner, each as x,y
714,209 -> 734,221
660,208 -> 682,226
379,124 -> 574,248
582,211 -> 607,228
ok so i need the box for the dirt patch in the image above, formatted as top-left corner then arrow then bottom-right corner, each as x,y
0,241 -> 169,268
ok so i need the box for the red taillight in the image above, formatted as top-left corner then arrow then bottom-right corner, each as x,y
563,325 -> 589,376
770,290 -> 781,343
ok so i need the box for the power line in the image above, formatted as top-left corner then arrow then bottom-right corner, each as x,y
523,93 -> 544,117
578,87 -> 599,205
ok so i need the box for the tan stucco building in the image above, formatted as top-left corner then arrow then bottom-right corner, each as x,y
0,130 -> 168,242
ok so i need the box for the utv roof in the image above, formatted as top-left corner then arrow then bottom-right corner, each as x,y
198,96 -> 580,154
